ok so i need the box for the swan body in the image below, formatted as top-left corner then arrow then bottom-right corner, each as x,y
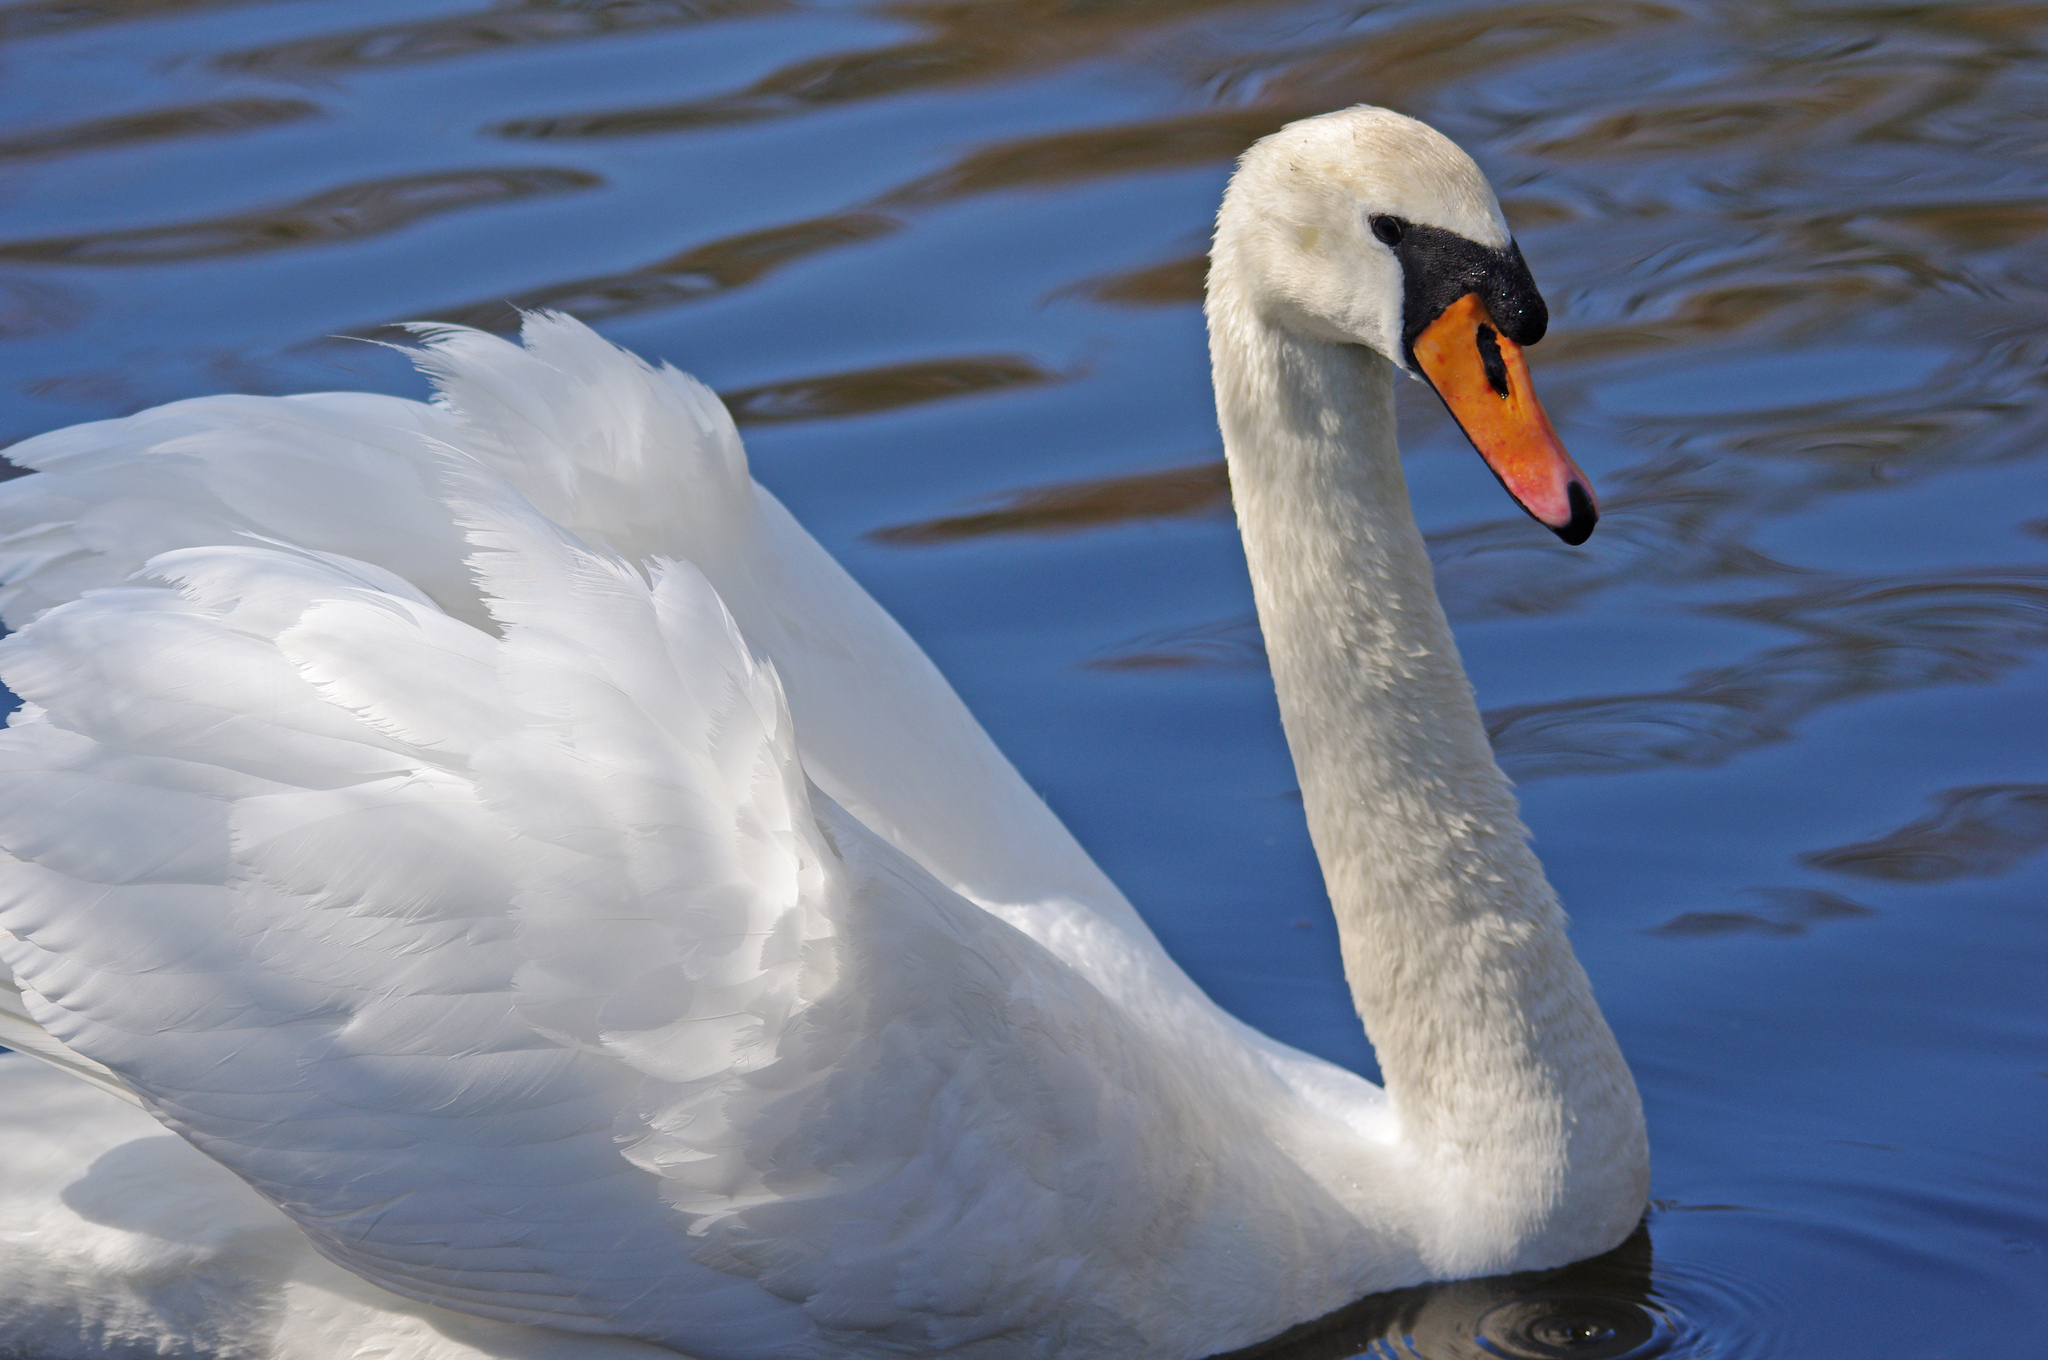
0,107 -> 1646,1360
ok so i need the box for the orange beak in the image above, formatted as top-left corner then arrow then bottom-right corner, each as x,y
1411,293 -> 1597,544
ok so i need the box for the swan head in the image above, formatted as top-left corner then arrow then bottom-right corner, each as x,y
1212,106 -> 1598,544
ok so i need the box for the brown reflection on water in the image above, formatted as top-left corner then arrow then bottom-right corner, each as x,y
0,0 -> 274,42
1805,784 -> 2048,883
494,34 -> 1019,139
870,460 -> 1228,544
0,98 -> 316,162
720,354 -> 1058,425
0,278 -> 86,339
1055,253 -> 1208,308
0,169 -> 599,266
489,0 -> 1274,142
213,0 -> 783,74
1085,616 -> 1266,673
1649,887 -> 1874,939
1200,0 -> 1685,120
884,108 -> 1308,204
367,212 -> 901,336
1527,79 -> 1896,163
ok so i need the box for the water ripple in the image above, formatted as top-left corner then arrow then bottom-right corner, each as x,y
869,460 -> 1228,544
0,168 -> 599,266
1209,1219 -> 1804,1359
488,0 -> 1273,142
720,354 -> 1058,425
213,0 -> 780,74
1647,887 -> 1875,939
1804,784 -> 2048,883
493,35 -> 1017,139
0,98 -> 316,163
1053,253 -> 1209,308
1086,616 -> 1265,673
354,211 -> 901,336
0,0 -> 271,42
1485,571 -> 2048,779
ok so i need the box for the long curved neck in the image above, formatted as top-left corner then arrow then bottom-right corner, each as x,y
1207,273 -> 1647,1275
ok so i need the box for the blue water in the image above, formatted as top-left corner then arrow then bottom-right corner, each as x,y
2,1 -> 2045,1355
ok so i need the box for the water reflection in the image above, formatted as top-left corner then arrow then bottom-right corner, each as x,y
0,169 -> 600,266
214,0 -> 781,74
0,278 -> 85,340
1210,1224 -> 1668,1360
1488,569 -> 2048,780
371,212 -> 902,335
870,460 -> 1229,544
721,354 -> 1060,424
0,0 -> 269,42
1087,615 -> 1267,672
494,35 -> 1019,139
490,0 -> 1278,143
1648,887 -> 1874,939
0,98 -> 316,162
1805,784 -> 2048,883
1056,253 -> 1209,307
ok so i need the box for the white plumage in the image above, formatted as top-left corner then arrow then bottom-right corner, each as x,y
0,108 -> 1646,1360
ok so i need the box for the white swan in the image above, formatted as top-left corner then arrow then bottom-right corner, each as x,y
0,106 -> 1646,1360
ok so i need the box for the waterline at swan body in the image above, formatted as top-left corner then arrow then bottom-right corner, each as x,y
0,106 -> 1646,1359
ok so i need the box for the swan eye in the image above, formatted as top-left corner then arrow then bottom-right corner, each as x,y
1370,215 -> 1405,247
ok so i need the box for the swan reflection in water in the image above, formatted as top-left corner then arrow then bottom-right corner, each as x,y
1217,1224 -> 1660,1360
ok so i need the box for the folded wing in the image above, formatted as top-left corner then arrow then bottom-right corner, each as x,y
0,436 -> 1243,1355
0,317 -> 1150,951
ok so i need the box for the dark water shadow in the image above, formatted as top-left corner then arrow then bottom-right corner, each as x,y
720,354 -> 1059,426
0,277 -> 88,339
493,34 -> 1019,140
345,212 -> 901,337
1052,252 -> 1209,308
0,98 -> 317,163
1086,615 -> 1267,672
869,460 -> 1229,544
0,0 -> 278,42
0,169 -> 599,267
1647,887 -> 1874,940
1804,784 -> 2048,883
1202,0 -> 1686,120
212,0 -> 784,74
1210,1222 -> 1667,1360
883,106 -> 1313,205
488,0 -> 1274,142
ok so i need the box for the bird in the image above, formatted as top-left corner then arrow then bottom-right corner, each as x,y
0,105 -> 1647,1360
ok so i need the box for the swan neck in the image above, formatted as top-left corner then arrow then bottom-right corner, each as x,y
1207,279 -> 1646,1271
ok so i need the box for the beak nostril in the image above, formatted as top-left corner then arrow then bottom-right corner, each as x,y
1475,324 -> 1509,398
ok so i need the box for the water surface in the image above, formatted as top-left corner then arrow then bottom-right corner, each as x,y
2,1 -> 2045,1355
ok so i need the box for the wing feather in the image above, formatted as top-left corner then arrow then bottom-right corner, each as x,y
0,494 -> 836,1354
0,319 -> 1357,1356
